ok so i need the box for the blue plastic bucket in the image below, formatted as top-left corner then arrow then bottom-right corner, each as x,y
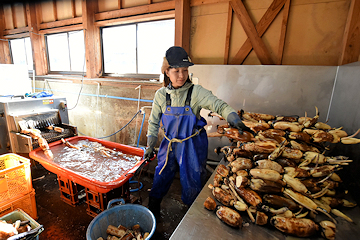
86,199 -> 156,240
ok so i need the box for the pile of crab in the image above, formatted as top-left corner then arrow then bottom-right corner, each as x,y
205,107 -> 359,239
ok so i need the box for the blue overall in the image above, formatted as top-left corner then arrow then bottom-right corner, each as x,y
149,86 -> 208,205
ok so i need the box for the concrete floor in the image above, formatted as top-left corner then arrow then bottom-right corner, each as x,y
30,158 -> 212,240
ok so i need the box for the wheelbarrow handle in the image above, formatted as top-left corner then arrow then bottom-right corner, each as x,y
107,198 -> 126,209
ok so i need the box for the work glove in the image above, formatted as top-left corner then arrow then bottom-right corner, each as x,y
227,112 -> 255,135
144,136 -> 157,160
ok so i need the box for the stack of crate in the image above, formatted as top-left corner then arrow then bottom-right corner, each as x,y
0,153 -> 37,220
85,182 -> 131,217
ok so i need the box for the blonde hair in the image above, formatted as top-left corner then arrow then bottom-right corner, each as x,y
161,57 -> 170,74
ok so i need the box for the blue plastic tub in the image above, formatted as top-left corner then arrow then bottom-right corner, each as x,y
86,199 -> 156,240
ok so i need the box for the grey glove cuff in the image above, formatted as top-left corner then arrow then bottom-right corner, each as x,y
147,136 -> 158,149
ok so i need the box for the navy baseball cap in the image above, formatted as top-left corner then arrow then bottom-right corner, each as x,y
165,46 -> 194,68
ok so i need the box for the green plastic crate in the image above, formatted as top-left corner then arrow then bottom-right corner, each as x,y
0,208 -> 43,240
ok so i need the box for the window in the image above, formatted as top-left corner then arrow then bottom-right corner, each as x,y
46,30 -> 86,73
9,37 -> 33,71
102,19 -> 175,76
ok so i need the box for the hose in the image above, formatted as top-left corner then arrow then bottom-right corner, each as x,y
137,111 -> 146,147
75,110 -> 142,139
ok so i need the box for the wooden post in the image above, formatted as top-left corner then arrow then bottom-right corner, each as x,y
224,3 -> 233,64
276,0 -> 290,65
339,0 -> 360,65
26,2 -> 48,75
175,0 -> 191,54
82,0 -> 102,78
0,5 -> 11,64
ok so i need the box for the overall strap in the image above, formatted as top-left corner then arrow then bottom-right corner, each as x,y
166,85 -> 194,107
185,85 -> 194,106
166,92 -> 171,106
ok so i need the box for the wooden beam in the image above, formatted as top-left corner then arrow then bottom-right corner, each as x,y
339,0 -> 360,65
52,0 -> 58,21
191,0 -> 228,7
224,2 -> 232,64
83,0 -> 102,78
71,0 -> 76,18
95,1 -> 175,21
230,0 -> 286,64
3,26 -> 28,35
39,17 -> 82,30
39,24 -> 83,34
2,32 -> 29,39
118,0 -> 122,9
35,2 -> 42,26
231,0 -> 273,65
95,11 -> 174,27
23,3 -> 28,27
175,0 -> 191,53
0,6 -> 11,64
11,4 -> 17,29
276,0 -> 290,65
27,2 -> 48,75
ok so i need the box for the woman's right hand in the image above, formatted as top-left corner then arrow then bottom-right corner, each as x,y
145,147 -> 155,160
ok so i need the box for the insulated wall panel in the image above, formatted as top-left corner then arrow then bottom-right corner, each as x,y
190,64 -> 337,160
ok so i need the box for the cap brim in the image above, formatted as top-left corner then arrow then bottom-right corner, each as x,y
170,62 -> 194,68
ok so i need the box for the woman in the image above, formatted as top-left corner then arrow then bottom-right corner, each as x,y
145,46 -> 250,218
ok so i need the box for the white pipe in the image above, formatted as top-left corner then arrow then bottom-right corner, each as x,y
134,85 -> 141,145
32,69 -> 36,93
96,82 -> 101,137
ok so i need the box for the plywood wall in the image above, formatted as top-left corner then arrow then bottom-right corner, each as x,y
1,0 -> 358,66
190,0 -> 352,66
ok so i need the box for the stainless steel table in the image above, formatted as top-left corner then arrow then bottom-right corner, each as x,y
170,160 -> 360,240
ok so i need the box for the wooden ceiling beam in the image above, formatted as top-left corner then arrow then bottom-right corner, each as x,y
175,0 -> 191,53
230,0 -> 286,65
95,11 -> 174,27
230,0 -> 273,65
95,1 -> 175,21
190,0 -> 228,7
339,0 -> 360,65
3,26 -> 28,35
39,17 -> 82,30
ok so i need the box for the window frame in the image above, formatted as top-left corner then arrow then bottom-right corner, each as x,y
9,37 -> 34,73
45,30 -> 86,75
100,18 -> 175,79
